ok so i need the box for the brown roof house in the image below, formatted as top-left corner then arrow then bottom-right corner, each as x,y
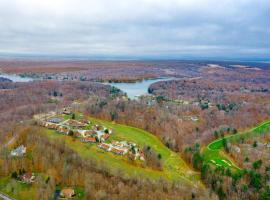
82,137 -> 96,143
98,143 -> 112,151
111,147 -> 128,155
60,188 -> 75,198
77,130 -> 96,138
101,133 -> 110,142
21,172 -> 35,184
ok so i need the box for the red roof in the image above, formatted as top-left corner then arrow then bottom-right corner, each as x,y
99,143 -> 111,150
112,147 -> 125,154
102,133 -> 110,140
83,137 -> 96,143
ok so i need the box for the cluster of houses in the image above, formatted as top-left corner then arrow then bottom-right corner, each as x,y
98,140 -> 145,161
78,124 -> 112,143
37,110 -> 145,161
37,111 -> 113,145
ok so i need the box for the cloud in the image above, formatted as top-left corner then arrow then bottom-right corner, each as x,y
0,0 -> 269,59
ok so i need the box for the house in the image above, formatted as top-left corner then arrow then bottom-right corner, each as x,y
62,108 -> 71,115
77,130 -> 96,138
190,116 -> 199,122
93,124 -> 104,131
140,151 -> 145,161
46,122 -> 58,130
49,118 -> 63,124
101,133 -> 110,142
21,172 -> 35,183
111,147 -> 128,155
57,126 -> 70,135
82,137 -> 96,143
60,188 -> 75,199
79,119 -> 90,125
11,145 -> 26,157
98,143 -> 112,151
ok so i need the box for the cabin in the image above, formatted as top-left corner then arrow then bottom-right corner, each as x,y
111,147 -> 128,155
101,133 -> 110,142
57,126 -> 70,135
21,172 -> 35,183
98,143 -> 112,151
82,137 -> 96,143
79,118 -> 90,125
77,130 -> 96,138
11,145 -> 26,157
62,108 -> 71,115
60,188 -> 75,199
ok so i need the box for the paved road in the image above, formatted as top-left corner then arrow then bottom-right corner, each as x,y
0,193 -> 13,200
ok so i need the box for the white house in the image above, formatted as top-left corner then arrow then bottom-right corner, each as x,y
11,145 -> 26,157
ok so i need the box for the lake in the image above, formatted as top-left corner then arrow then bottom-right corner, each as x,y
0,73 -> 33,82
106,77 -> 175,99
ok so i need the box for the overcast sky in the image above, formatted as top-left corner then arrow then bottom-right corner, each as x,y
0,0 -> 269,59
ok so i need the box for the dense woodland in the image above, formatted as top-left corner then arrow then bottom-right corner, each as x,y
0,80 -> 115,145
0,127 -> 211,200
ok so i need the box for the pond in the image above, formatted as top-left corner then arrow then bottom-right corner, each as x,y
106,77 -> 175,99
0,73 -> 33,82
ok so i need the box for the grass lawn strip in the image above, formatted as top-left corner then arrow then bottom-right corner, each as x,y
204,120 -> 270,170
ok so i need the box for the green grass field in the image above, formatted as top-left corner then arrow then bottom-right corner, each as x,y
42,114 -> 202,188
203,120 -> 270,170
0,176 -> 36,200
0,176 -> 84,200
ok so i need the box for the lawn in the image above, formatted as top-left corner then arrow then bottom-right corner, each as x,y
203,120 -> 270,170
42,114 -> 202,188
0,176 -> 85,200
0,176 -> 36,200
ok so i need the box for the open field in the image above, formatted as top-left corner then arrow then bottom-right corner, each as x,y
41,114 -> 202,188
0,176 -> 85,200
0,177 -> 35,200
203,120 -> 270,170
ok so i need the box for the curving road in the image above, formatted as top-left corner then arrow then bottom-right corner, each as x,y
0,193 -> 14,200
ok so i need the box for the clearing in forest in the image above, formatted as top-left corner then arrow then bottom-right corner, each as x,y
203,120 -> 270,170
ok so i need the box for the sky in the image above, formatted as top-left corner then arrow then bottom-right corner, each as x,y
0,0 -> 269,60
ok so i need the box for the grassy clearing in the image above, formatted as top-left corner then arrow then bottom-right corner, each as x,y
42,115 -> 202,187
0,176 -> 36,200
0,176 -> 84,200
203,120 -> 270,170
